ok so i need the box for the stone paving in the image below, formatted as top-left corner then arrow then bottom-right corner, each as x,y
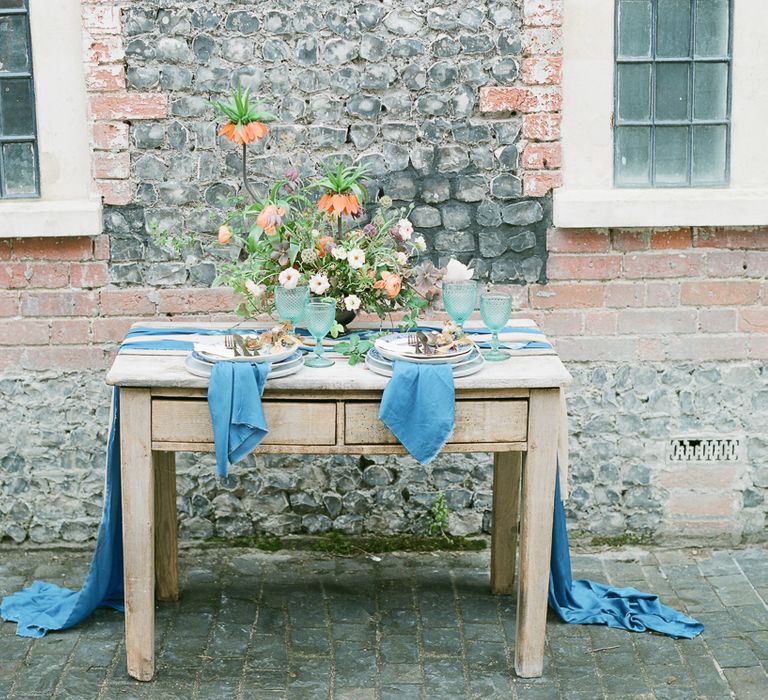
1,545 -> 767,699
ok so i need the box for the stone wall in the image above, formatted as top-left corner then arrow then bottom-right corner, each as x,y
1,0 -> 767,547
102,0 -> 555,287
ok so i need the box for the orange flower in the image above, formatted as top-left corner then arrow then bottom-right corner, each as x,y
316,235 -> 335,257
317,192 -> 360,217
374,271 -> 401,299
256,204 -> 284,235
217,225 -> 232,245
218,120 -> 268,145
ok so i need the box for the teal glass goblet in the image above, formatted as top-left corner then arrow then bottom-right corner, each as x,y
480,292 -> 513,361
274,285 -> 309,328
304,299 -> 336,368
442,281 -> 478,332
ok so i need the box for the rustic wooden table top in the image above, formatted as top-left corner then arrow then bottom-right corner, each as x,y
106,319 -> 573,391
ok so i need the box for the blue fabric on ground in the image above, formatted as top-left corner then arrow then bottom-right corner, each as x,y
378,360 -> 455,464
548,465 -> 704,638
0,390 -> 125,637
208,361 -> 270,477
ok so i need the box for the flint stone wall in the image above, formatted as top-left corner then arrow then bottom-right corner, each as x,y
108,0 -> 547,287
1,362 -> 765,546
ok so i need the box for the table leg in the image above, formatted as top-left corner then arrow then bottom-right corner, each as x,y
154,451 -> 179,602
490,452 -> 522,595
120,388 -> 155,681
515,388 -> 559,678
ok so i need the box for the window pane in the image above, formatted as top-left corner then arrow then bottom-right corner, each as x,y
0,78 -> 34,136
615,127 -> 651,186
2,141 -> 37,196
695,0 -> 729,57
0,15 -> 30,73
0,1 -> 25,8
617,63 -> 651,122
692,125 -> 727,184
655,126 -> 689,185
657,0 -> 691,57
656,63 -> 689,121
693,62 -> 728,120
617,0 -> 652,58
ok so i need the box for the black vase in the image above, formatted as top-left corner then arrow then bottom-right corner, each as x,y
335,307 -> 357,331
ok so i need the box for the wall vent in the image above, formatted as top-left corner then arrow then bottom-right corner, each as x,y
668,437 -> 741,463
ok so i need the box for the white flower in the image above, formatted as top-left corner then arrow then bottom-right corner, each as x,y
344,294 -> 361,311
397,251 -> 408,266
443,258 -> 474,282
278,267 -> 300,289
245,280 -> 266,298
398,219 -> 414,240
331,246 -> 348,260
311,228 -> 321,238
347,248 -> 365,269
309,273 -> 330,295
414,235 -> 427,252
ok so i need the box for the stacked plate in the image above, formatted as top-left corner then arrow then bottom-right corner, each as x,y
185,349 -> 304,379
366,332 -> 485,378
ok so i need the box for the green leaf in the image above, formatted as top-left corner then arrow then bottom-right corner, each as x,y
289,242 -> 301,265
348,354 -> 360,366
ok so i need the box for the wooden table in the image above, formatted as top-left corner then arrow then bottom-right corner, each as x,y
106,321 -> 572,681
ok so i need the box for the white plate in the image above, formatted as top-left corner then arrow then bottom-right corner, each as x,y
195,339 -> 300,364
375,335 -> 474,364
185,353 -> 305,379
365,348 -> 484,378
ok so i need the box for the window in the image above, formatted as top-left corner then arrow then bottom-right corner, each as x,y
614,0 -> 732,188
0,0 -> 39,198
0,0 -> 101,237
555,1 -> 768,228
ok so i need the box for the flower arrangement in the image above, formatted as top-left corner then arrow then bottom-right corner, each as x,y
209,88 -> 443,331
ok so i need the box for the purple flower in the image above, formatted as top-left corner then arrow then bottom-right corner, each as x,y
363,223 -> 378,237
283,167 -> 299,193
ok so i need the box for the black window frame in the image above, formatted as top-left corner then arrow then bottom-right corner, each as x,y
0,0 -> 40,199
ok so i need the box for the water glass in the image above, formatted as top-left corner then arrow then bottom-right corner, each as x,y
274,286 -> 309,328
480,292 -> 513,361
442,281 -> 478,332
303,299 -> 336,368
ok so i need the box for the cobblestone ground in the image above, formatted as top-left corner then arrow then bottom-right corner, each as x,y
1,546 -> 767,699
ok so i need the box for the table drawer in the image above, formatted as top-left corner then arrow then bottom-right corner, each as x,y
152,399 -> 337,446
344,400 -> 528,445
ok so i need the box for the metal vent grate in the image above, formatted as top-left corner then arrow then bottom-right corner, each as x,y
668,437 -> 741,463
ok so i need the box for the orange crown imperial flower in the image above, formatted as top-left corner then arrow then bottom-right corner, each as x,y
317,192 -> 360,217
374,271 -> 402,299
219,120 -> 268,145
213,86 -> 275,146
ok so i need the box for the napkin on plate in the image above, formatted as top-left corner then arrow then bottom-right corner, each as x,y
208,362 -> 270,477
378,361 -> 455,464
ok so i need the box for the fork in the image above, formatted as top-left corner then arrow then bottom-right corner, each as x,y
224,334 -> 240,356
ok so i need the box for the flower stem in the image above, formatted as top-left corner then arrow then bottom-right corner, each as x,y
241,143 -> 259,202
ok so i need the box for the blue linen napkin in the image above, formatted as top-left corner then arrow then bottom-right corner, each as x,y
208,361 -> 270,478
548,464 -> 704,638
378,361 -> 455,464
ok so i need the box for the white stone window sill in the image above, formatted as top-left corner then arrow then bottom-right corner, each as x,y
0,198 -> 103,238
553,188 -> 768,229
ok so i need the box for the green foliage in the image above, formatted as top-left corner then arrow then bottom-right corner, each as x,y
427,493 -> 450,538
315,160 -> 370,201
212,85 -> 275,125
333,333 -> 375,366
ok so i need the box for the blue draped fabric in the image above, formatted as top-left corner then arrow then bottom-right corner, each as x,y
0,390 -> 124,637
548,466 -> 704,638
378,361 -> 455,464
